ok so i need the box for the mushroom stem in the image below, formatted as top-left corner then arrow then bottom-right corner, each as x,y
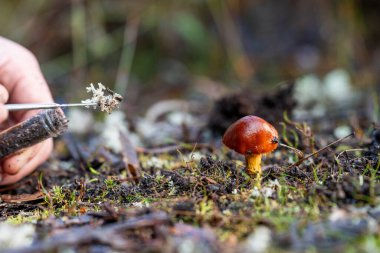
245,154 -> 262,179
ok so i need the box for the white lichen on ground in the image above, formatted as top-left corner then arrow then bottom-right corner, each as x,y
0,223 -> 35,250
82,83 -> 123,113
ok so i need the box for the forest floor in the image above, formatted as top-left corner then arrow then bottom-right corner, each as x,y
0,84 -> 380,253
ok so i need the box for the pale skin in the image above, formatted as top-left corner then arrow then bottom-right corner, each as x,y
0,37 -> 53,185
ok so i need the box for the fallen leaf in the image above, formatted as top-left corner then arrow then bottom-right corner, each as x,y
119,130 -> 140,182
0,191 -> 44,203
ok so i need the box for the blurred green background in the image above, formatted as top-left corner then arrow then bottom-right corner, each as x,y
1,0 -> 379,113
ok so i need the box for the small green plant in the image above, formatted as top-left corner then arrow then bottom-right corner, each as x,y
51,185 -> 65,205
105,178 -> 117,189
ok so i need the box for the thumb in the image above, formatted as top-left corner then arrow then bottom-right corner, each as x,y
0,84 -> 9,123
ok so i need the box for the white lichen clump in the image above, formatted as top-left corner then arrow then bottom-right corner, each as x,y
0,223 -> 35,249
81,83 -> 123,114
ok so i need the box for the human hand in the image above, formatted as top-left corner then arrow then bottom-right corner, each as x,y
0,37 -> 53,185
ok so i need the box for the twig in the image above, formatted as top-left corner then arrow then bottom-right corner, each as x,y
286,133 -> 355,170
6,212 -> 170,253
135,143 -> 213,154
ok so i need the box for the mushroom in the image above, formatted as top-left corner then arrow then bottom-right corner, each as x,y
222,115 -> 278,180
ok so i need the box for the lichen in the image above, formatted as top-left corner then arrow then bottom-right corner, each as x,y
82,83 -> 123,114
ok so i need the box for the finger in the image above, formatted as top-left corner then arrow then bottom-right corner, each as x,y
1,144 -> 39,175
0,139 -> 53,185
1,132 -> 53,175
0,84 -> 9,103
0,104 -> 9,123
0,38 -> 53,121
0,38 -> 51,101
0,84 -> 9,122
0,61 -> 52,122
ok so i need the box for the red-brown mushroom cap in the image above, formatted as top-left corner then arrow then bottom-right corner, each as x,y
222,115 -> 278,155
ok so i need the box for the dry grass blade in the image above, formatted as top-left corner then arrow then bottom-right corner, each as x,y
279,143 -> 304,159
286,132 -> 355,169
